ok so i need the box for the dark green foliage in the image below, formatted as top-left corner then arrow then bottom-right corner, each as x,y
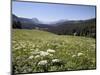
12,21 -> 22,29
49,18 -> 96,38
12,14 -> 22,29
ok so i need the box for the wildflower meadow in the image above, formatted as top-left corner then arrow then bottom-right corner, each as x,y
12,29 -> 96,74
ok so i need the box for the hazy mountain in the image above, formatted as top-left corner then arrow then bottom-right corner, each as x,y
12,14 -> 53,29
48,18 -> 96,38
32,18 -> 43,24
12,14 -> 96,38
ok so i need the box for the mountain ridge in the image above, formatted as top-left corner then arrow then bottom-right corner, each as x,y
12,14 -> 96,38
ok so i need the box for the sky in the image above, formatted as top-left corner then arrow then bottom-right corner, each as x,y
12,1 -> 96,23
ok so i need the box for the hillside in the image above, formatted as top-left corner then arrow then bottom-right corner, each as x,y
12,14 -> 96,38
49,18 -> 96,38
12,14 -> 53,29
12,29 -> 96,74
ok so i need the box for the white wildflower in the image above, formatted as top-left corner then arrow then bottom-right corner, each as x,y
32,44 -> 35,48
21,44 -> 25,48
52,59 -> 60,63
35,55 -> 40,58
29,55 -> 34,59
77,52 -> 83,56
14,46 -> 22,50
23,70 -> 27,73
47,49 -> 55,53
38,60 -> 48,66
40,51 -> 49,57
49,54 -> 53,56
72,55 -> 76,57
35,48 -> 39,52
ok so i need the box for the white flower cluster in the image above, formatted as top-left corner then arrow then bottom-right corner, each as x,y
40,51 -> 50,57
52,59 -> 60,63
35,55 -> 40,58
31,49 -> 56,57
71,52 -> 84,58
77,52 -> 83,56
29,56 -> 34,59
28,49 -> 57,66
38,60 -> 48,66
47,49 -> 56,53
72,55 -> 76,57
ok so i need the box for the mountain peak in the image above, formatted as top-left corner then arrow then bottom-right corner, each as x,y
32,18 -> 42,24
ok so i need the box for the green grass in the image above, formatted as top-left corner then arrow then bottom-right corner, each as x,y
12,29 -> 96,74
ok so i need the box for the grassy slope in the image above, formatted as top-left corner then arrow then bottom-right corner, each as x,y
12,29 -> 96,73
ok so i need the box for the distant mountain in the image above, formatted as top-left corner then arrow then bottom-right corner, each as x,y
45,19 -> 69,26
18,17 -> 36,29
12,14 -> 96,38
48,18 -> 96,38
47,19 -> 86,26
12,14 -> 53,29
32,18 -> 43,24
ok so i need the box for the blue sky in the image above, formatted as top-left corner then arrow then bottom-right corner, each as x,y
12,1 -> 96,22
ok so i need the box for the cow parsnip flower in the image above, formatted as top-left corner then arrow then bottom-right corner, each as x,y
38,60 -> 48,66
35,55 -> 40,58
49,54 -> 53,56
47,49 -> 55,53
52,59 -> 60,63
40,51 -> 50,57
29,55 -> 34,59
72,55 -> 76,57
77,52 -> 83,56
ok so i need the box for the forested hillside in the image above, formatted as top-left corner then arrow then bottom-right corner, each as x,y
12,14 -> 96,38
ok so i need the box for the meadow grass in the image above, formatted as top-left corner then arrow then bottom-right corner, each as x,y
12,29 -> 96,73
